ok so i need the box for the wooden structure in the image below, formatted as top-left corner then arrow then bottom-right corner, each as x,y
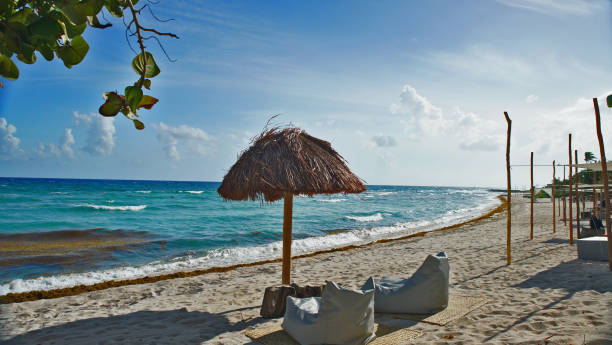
592,98 -> 612,269
569,133 -> 574,245
552,161 -> 556,233
218,127 -> 366,284
504,112 -> 512,265
575,150 -> 580,237
530,152 -> 534,240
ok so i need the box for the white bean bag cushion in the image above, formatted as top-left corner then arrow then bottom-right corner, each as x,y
363,252 -> 449,314
282,280 -> 376,345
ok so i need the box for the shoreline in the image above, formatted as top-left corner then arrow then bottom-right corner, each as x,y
2,196 -> 611,344
0,196 -> 506,304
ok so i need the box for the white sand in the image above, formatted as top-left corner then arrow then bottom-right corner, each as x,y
1,197 -> 611,344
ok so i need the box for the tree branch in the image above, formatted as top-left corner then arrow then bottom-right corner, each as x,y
127,0 -> 147,88
139,27 -> 179,39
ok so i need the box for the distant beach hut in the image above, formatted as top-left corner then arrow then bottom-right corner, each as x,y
217,126 -> 366,284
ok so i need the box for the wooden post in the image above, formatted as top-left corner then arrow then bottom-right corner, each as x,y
592,98 -> 612,270
553,161 -> 556,233
563,194 -> 567,223
282,192 -> 294,284
594,188 -> 598,217
563,165 -> 567,224
504,112 -> 512,265
575,150 -> 580,228
530,152 -> 534,240
558,176 -> 561,216
569,134 -> 574,245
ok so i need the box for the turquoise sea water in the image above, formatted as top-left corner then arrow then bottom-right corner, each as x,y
0,177 -> 499,294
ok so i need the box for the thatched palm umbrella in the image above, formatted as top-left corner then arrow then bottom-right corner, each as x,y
218,127 -> 365,284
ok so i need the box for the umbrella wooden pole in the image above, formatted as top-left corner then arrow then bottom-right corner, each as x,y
552,161 -> 556,233
592,98 -> 612,270
569,134 -> 574,245
282,192 -> 294,284
530,152 -> 534,240
504,112 -> 512,265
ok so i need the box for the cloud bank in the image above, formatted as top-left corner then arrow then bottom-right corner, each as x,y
154,123 -> 213,160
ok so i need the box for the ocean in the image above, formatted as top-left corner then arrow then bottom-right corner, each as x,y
0,177 -> 499,295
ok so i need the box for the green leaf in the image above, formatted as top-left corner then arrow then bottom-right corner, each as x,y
133,119 -> 145,130
50,11 -> 87,38
104,0 -> 124,17
29,17 -> 64,41
607,94 -> 612,108
0,54 -> 19,80
8,8 -> 37,25
60,0 -> 105,25
0,1 -> 13,18
99,91 -> 124,117
57,35 -> 89,67
125,86 -> 143,111
137,95 -> 158,109
17,43 -> 36,64
143,78 -> 151,89
86,15 -> 112,29
37,44 -> 55,61
131,52 -> 160,78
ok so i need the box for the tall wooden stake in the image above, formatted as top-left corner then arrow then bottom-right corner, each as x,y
563,195 -> 567,223
569,134 -> 574,245
594,188 -> 598,217
558,174 -> 561,216
563,165 -> 567,224
282,192 -> 294,284
592,98 -> 612,270
504,112 -> 512,265
530,152 -> 534,240
575,150 -> 580,233
553,161 -> 556,233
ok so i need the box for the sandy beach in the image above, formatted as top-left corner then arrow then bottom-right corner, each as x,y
1,196 -> 611,345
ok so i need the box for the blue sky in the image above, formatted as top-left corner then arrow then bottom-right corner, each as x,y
1,0 -> 611,188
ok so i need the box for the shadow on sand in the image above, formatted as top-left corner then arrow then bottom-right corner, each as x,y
483,259 -> 612,344
2,306 -> 265,345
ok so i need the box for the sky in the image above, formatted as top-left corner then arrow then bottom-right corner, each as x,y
0,0 -> 611,188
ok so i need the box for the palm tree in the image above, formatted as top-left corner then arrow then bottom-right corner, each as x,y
585,151 -> 597,163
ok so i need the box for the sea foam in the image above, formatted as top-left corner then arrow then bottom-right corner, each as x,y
75,204 -> 147,211
345,213 -> 384,222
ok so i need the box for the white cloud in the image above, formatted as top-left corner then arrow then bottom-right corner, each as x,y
452,107 -> 504,152
517,93 -> 612,159
526,95 -> 539,104
496,0 -> 606,16
73,112 -> 92,126
0,117 -> 23,158
73,112 -> 116,156
388,85 -> 503,151
34,128 -> 76,159
154,122 -> 213,160
371,135 -> 397,147
61,128 -> 75,158
390,84 -> 445,140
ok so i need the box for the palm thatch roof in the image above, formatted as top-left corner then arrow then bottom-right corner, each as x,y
218,127 -> 366,202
